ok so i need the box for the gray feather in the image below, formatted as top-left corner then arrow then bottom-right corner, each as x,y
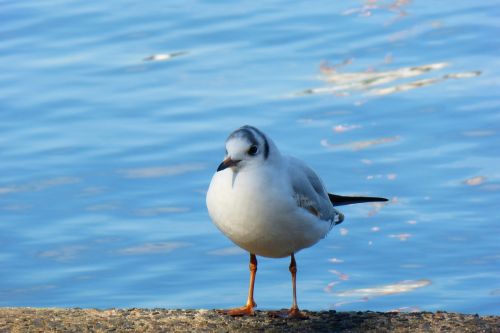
286,156 -> 343,226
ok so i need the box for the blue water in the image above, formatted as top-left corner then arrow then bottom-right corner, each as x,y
1,0 -> 499,315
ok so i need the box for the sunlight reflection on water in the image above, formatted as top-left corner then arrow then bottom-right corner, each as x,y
296,61 -> 480,97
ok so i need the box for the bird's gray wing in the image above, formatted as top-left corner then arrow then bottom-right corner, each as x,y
286,156 -> 343,225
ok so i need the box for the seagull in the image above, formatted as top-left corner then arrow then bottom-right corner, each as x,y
206,125 -> 388,318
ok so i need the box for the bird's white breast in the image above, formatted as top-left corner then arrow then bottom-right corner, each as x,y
206,164 -> 331,258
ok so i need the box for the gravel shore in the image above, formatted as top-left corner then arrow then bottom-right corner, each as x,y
0,308 -> 498,333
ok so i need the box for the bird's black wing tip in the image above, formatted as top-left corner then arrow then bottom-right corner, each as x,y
328,193 -> 389,206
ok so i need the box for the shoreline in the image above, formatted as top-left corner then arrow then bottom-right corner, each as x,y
0,308 -> 498,332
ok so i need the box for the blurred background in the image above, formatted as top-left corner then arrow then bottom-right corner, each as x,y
1,0 -> 499,314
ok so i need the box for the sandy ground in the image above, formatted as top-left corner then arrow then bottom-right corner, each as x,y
0,308 -> 498,333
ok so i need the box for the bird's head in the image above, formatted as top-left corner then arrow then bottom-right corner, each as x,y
217,125 -> 273,172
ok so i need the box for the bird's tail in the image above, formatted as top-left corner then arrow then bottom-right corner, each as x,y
328,193 -> 389,207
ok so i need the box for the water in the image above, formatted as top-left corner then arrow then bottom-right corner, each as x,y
1,0 -> 499,315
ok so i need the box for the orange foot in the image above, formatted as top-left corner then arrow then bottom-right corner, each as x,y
268,308 -> 309,319
218,304 -> 256,316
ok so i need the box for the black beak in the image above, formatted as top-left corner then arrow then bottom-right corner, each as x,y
217,157 -> 240,172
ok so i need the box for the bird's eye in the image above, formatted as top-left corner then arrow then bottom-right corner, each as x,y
248,145 -> 258,156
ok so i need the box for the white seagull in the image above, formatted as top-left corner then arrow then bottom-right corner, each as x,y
206,125 -> 388,318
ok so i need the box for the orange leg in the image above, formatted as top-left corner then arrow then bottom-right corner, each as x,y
288,253 -> 308,319
219,253 -> 257,316
268,254 -> 308,319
